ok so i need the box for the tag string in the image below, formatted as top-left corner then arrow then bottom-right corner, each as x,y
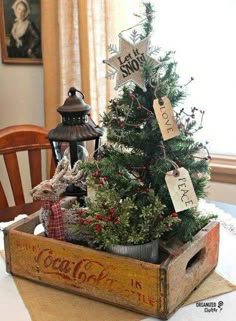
149,71 -> 170,99
159,141 -> 179,176
166,160 -> 180,177
118,13 -> 154,37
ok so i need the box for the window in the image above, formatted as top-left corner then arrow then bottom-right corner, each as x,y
153,0 -> 236,182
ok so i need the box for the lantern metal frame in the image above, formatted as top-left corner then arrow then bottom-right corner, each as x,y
47,87 -> 103,168
47,87 -> 103,198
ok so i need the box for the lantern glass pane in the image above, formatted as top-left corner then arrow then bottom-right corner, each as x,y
52,141 -> 70,162
52,141 -> 62,162
77,144 -> 89,161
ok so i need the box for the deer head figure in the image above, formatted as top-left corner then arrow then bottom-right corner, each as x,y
30,157 -> 87,241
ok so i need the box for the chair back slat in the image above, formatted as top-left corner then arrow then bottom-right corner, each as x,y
0,124 -> 56,222
3,152 -> 25,205
0,181 -> 8,209
28,149 -> 42,188
50,151 -> 56,177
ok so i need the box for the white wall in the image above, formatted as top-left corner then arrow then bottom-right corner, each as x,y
0,44 -> 44,128
0,43 -> 44,204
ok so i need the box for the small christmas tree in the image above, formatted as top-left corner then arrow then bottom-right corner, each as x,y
74,2 -> 215,250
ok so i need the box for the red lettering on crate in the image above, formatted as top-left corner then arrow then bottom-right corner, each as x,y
35,249 -> 117,288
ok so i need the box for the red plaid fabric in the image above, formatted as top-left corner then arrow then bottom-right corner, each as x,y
47,200 -> 66,241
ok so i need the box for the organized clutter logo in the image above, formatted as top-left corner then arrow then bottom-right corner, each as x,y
196,300 -> 224,312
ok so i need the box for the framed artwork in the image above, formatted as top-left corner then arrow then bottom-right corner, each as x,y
0,0 -> 42,64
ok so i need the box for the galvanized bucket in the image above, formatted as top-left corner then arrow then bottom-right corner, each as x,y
107,239 -> 159,263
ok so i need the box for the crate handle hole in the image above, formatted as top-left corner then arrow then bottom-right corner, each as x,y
186,248 -> 205,271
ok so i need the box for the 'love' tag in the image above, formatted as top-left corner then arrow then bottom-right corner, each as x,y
153,97 -> 179,141
165,167 -> 198,212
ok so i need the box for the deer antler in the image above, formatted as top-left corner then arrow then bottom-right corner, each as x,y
63,160 -> 87,191
51,157 -> 70,184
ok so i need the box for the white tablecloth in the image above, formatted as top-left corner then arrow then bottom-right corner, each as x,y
1,202 -> 236,321
0,228 -> 32,321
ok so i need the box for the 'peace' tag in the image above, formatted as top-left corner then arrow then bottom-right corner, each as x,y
153,97 -> 179,141
165,167 -> 198,212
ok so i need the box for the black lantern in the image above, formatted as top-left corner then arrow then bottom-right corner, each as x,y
47,87 -> 104,197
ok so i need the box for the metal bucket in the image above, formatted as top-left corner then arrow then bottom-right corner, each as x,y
107,239 -> 159,263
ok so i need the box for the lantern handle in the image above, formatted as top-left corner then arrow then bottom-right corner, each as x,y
68,87 -> 84,99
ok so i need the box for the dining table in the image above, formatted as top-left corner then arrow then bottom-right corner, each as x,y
1,201 -> 236,321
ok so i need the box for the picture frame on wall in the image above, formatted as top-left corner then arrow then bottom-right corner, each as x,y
0,0 -> 42,64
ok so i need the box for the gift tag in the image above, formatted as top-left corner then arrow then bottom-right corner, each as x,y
165,167 -> 198,212
153,97 -> 179,141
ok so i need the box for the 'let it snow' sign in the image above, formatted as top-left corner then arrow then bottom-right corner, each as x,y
104,35 -> 158,91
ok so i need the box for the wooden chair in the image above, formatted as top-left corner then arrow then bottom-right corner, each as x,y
0,124 -> 55,222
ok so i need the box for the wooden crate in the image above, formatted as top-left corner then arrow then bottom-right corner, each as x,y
4,212 -> 219,319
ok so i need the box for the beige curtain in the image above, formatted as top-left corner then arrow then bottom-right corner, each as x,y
41,0 -> 141,131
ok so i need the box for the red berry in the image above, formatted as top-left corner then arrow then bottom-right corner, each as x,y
86,218 -> 92,224
171,212 -> 178,217
109,208 -> 116,215
114,216 -> 120,224
95,224 -> 102,232
105,215 -> 112,222
95,214 -> 103,220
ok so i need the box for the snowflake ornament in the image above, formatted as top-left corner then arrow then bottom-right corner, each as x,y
104,32 -> 158,92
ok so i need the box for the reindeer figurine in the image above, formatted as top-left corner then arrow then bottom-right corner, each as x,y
31,157 -> 87,241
